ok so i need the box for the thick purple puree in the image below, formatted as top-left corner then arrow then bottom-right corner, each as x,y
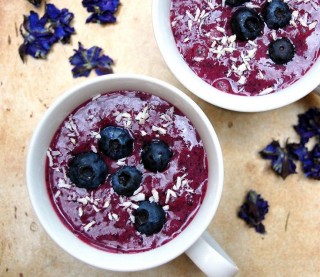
170,0 -> 320,96
46,90 -> 208,253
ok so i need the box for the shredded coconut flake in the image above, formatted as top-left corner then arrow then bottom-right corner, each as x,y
130,193 -> 145,202
194,8 -> 201,22
103,199 -> 110,208
162,122 -> 173,128
152,125 -> 167,135
208,1 -> 215,10
259,87 -> 274,95
129,213 -> 135,223
168,107 -> 174,116
163,205 -> 169,211
309,21 -> 317,30
183,37 -> 190,43
54,190 -> 61,198
93,205 -> 100,212
77,197 -> 88,205
186,10 -> 195,21
133,186 -> 143,196
91,145 -> 97,153
135,106 -> 149,125
152,189 -> 159,203
120,201 -> 133,208
78,207 -> 83,217
238,76 -> 246,85
258,70 -> 264,79
46,150 -> 53,167
160,114 -> 172,122
245,3 -> 260,8
247,48 -> 257,58
112,213 -> 119,221
227,35 -> 236,43
248,40 -> 257,47
58,178 -> 71,189
51,150 -> 60,156
182,179 -> 189,187
116,158 -> 126,166
131,203 -> 139,210
84,221 -> 95,232
90,131 -> 101,139
92,94 -> 101,101
93,200 -> 99,206
216,26 -> 225,33
193,57 -> 205,62
141,130 -> 147,136
188,19 -> 193,30
122,112 -> 131,118
271,31 -> 277,40
165,189 -> 177,204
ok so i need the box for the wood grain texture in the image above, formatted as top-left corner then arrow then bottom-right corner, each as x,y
0,0 -> 319,276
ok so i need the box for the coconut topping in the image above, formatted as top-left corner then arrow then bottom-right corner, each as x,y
130,193 -> 146,202
83,221 -> 96,232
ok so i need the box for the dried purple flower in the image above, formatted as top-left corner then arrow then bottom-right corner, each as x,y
301,143 -> 320,180
27,0 -> 41,7
19,4 -> 75,61
19,11 -> 55,61
82,0 -> 120,24
44,4 -> 75,43
260,140 -> 297,179
286,142 -> 308,161
69,42 -> 114,78
239,190 -> 269,234
294,108 -> 320,144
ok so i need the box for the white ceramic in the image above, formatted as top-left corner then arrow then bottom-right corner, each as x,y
26,74 -> 238,276
152,0 -> 320,112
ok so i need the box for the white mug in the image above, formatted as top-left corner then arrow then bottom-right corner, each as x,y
26,74 -> 238,276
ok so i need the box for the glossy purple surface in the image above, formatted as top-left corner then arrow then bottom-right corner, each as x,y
46,91 -> 208,253
170,0 -> 320,96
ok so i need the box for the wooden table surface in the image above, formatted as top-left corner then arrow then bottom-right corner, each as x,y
1,0 -> 319,276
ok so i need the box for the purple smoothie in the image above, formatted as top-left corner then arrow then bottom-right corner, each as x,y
46,90 -> 208,253
170,0 -> 320,96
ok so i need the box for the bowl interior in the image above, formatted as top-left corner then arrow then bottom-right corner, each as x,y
152,0 -> 320,112
26,74 -> 224,271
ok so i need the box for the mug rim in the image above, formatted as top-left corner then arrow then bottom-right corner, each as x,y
26,74 -> 224,271
152,0 -> 320,112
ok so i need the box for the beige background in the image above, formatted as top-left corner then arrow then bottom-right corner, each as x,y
1,0 -> 320,276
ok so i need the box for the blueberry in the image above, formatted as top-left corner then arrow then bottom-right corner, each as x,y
226,0 -> 250,7
111,166 -> 143,196
134,201 -> 166,236
231,8 -> 264,41
68,152 -> 108,189
268,38 -> 295,64
99,126 -> 134,160
262,0 -> 292,30
141,140 -> 172,172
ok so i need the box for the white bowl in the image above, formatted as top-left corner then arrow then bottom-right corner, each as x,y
26,74 -> 224,272
152,0 -> 320,112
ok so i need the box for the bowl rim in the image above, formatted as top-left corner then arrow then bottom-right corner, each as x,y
26,73 -> 224,271
152,0 -> 320,112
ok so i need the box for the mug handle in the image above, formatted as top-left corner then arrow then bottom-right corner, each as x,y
313,86 -> 320,96
186,231 -> 238,277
